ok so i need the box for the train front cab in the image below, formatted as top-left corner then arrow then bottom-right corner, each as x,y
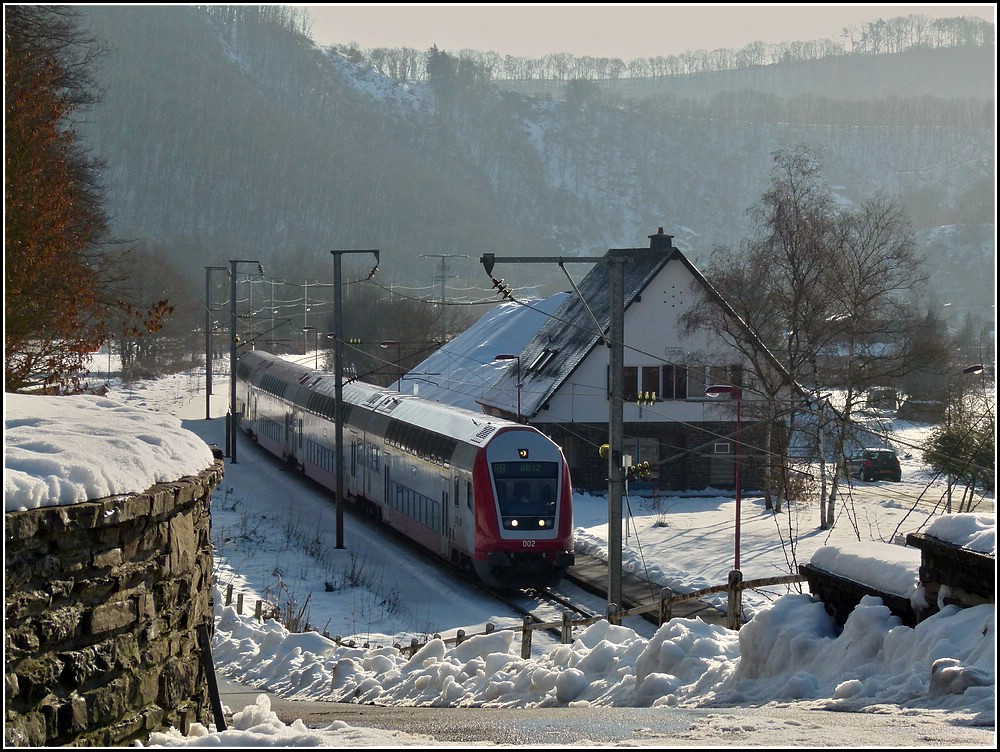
471,428 -> 574,589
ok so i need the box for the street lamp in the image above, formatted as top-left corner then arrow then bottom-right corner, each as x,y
706,384 -> 742,571
946,364 -> 987,512
380,341 -> 403,389
495,354 -> 522,423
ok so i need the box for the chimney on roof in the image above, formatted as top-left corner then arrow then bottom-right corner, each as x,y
648,227 -> 674,251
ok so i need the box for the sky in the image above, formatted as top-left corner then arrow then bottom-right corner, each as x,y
4,321 -> 995,745
303,3 -> 998,59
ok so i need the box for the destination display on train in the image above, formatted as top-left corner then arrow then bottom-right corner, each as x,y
491,461 -> 558,478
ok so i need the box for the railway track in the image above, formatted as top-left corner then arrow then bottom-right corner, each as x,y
469,583 -> 601,643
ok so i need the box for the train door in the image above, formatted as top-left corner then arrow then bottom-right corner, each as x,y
283,410 -> 295,459
451,475 -> 460,542
384,464 -> 390,511
441,476 -> 450,556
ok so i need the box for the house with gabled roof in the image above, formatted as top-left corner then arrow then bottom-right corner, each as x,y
477,228 -> 798,492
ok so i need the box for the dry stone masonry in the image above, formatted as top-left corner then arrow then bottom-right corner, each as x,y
4,447 -> 224,747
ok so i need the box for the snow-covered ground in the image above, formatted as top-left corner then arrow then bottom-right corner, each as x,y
4,354 -> 995,746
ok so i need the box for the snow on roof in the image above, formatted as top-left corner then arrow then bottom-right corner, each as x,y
403,293 -> 569,410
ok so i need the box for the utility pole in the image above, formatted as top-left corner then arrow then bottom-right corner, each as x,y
205,266 -> 227,420
480,229 -> 673,616
228,259 -> 263,463
330,249 -> 380,550
480,252 -> 624,611
421,254 -> 467,343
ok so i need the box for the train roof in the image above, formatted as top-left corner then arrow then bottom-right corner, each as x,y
239,350 -> 530,447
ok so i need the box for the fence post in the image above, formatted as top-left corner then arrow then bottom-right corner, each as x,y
561,611 -> 573,644
520,616 -> 533,659
456,629 -> 466,646
254,600 -> 262,621
485,623 -> 495,634
236,593 -> 244,615
606,602 -> 621,626
410,638 -> 419,657
727,569 -> 743,630
225,584 -> 233,606
659,587 -> 673,625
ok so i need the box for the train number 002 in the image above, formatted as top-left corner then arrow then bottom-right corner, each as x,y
522,540 -> 536,548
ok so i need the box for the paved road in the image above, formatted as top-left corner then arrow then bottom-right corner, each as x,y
219,679 -> 995,747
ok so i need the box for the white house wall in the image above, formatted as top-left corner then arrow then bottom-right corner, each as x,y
539,259 -> 743,425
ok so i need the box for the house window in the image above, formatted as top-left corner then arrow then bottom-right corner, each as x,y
687,364 -> 706,397
661,365 -> 688,399
641,367 -> 660,400
709,365 -> 730,388
637,438 -> 659,481
528,348 -> 558,372
623,367 -> 638,401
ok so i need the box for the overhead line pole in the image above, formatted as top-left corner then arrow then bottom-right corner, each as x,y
421,254 -> 468,343
228,259 -> 263,463
330,249 -> 380,550
205,266 -> 227,421
480,252 -> 626,613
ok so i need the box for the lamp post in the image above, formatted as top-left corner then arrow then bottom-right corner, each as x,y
946,364 -> 986,512
380,340 -> 403,389
495,354 -> 522,423
706,384 -> 742,571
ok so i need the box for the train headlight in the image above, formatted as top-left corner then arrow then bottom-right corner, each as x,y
538,519 -> 546,527
518,448 -> 529,458
511,519 -> 519,527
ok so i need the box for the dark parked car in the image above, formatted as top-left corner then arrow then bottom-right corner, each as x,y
847,448 -> 902,482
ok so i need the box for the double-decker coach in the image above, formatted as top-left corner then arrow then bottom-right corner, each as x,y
235,350 -> 574,588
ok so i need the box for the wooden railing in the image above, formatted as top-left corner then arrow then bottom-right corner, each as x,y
220,572 -> 807,659
343,571 -> 806,658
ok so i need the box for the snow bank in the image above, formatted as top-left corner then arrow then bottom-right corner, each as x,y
4,393 -> 215,511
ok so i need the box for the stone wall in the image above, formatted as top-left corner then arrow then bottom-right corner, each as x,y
4,447 -> 224,747
799,536 -> 995,628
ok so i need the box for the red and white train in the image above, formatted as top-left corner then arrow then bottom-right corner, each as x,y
235,350 -> 575,589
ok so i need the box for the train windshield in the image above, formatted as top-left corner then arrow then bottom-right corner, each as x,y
492,461 -> 559,527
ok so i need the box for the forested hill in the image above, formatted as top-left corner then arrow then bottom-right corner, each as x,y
75,6 -> 993,317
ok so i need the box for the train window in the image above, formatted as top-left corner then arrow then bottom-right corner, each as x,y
467,481 -> 473,510
492,461 -> 560,526
454,477 -> 459,507
401,424 -> 417,454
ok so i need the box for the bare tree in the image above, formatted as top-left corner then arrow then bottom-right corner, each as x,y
688,146 -> 934,531
815,194 -> 931,527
